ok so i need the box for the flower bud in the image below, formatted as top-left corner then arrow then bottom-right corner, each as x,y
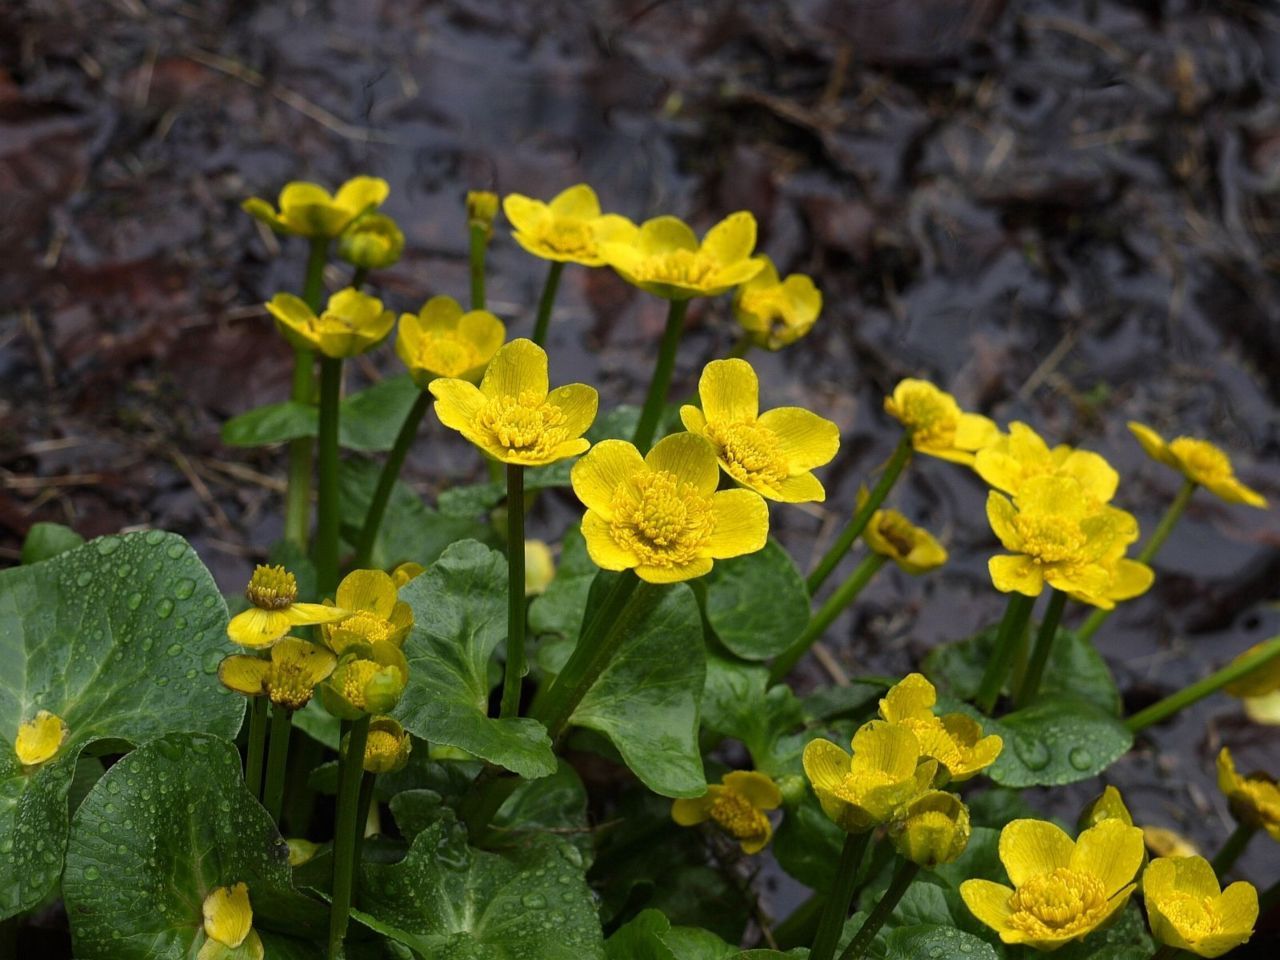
1078,785 -> 1134,831
889,790 -> 970,867
524,540 -> 555,596
357,716 -> 412,774
320,645 -> 409,719
467,190 -> 499,236
338,213 -> 405,270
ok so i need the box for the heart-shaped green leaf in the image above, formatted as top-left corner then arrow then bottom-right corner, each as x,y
702,539 -> 809,660
19,521 -> 85,564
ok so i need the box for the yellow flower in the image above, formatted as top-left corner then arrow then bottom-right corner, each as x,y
321,569 -> 414,656
356,716 -> 412,774
987,475 -> 1153,609
320,644 -> 410,720
390,562 -> 425,589
671,770 -> 782,854
430,338 -> 597,466
1144,827 -> 1200,858
199,882 -> 264,960
889,790 -> 971,867
286,838 -> 320,866
1143,856 -> 1258,958
1216,747 -> 1280,840
467,190 -> 500,235
877,674 -> 1001,782
1223,642 -> 1280,699
1129,422 -> 1267,508
960,818 -> 1145,951
501,184 -> 635,266
266,288 -> 394,359
732,255 -> 821,350
1243,690 -> 1280,726
802,721 -> 938,834
599,212 -> 764,300
860,491 -> 948,574
243,176 -> 389,239
679,359 -> 840,503
227,565 -> 349,649
1078,785 -> 1133,830
572,432 -> 770,583
884,379 -> 999,465
14,710 -> 69,768
218,636 -> 337,711
524,540 -> 556,596
337,212 -> 404,270
974,422 -> 1118,504
395,295 -> 505,386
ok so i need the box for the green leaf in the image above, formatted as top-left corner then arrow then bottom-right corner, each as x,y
221,400 -> 314,448
20,521 -> 84,564
0,531 -> 243,918
700,654 -> 804,775
529,525 -> 595,647
493,760 -> 591,863
1053,905 -> 1153,959
394,540 -> 556,779
702,539 -> 809,660
606,909 -> 738,960
880,924 -> 999,960
63,732 -> 324,958
772,791 -> 845,889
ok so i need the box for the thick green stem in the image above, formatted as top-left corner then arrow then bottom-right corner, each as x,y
262,704 -> 292,822
245,695 -> 269,799
1210,824 -> 1254,876
809,832 -> 872,960
1078,479 -> 1197,643
632,298 -> 689,451
975,592 -> 1037,714
354,390 -> 431,568
351,771 -> 377,887
500,465 -> 526,719
328,715 -> 370,960
838,859 -> 921,960
315,357 -> 343,596
469,224 -> 489,310
1126,635 -> 1280,732
531,260 -> 564,347
771,554 -> 887,683
284,238 -> 329,551
1014,589 -> 1069,709
351,266 -> 368,291
807,436 -> 913,594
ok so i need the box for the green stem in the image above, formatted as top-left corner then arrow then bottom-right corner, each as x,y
315,357 -> 343,596
1013,589 -> 1069,709
1126,634 -> 1280,732
1210,824 -> 1254,876
770,554 -> 887,683
809,832 -> 872,960
354,390 -> 432,568
837,858 -> 921,960
975,592 -> 1036,714
351,771 -> 377,887
262,703 -> 292,822
469,224 -> 488,310
283,238 -> 329,551
328,715 -> 370,960
807,436 -> 913,594
531,260 -> 564,347
245,695 -> 269,799
632,298 -> 689,451
351,266 -> 368,291
1078,479 -> 1197,643
500,464 -> 526,719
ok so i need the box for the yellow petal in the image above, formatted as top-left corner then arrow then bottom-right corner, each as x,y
679,404 -> 708,436
336,569 -> 399,618
740,822 -> 773,855
1105,559 -> 1154,602
548,183 -> 601,219
1203,475 -> 1268,509
283,602 -> 351,628
1128,421 -> 1174,466
1244,690 -> 1280,725
635,556 -> 713,583
14,711 -> 68,767
279,181 -> 332,209
1071,818 -> 1145,897
572,440 -> 646,517
580,510 -> 639,571
1060,450 -> 1120,503
986,492 -> 1022,550
770,471 -> 826,504
227,608 -> 290,648
722,770 -> 782,811
241,197 -> 283,229
203,882 -> 253,948
959,879 -> 1016,937
706,489 -> 769,559
850,720 -> 921,780
757,406 -> 841,471
430,378 -> 488,435
638,216 -> 698,255
272,636 -> 339,688
546,383 -> 599,440
218,656 -> 270,697
591,214 -> 638,246
989,555 -> 1044,597
334,176 -> 389,214
700,211 -> 757,264
1000,819 -> 1075,887
879,673 -> 937,723
1215,880 -> 1260,936
265,292 -> 316,336
954,413 -> 1000,452
671,793 -> 715,826
699,358 -> 758,423
418,294 -> 464,329
481,338 -> 548,400
802,737 -> 852,795
645,433 -> 720,496
503,194 -> 550,234
457,310 -> 506,363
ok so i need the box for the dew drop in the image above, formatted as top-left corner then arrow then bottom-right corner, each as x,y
1013,737 -> 1050,771
145,530 -> 165,545
76,571 -> 94,588
166,642 -> 183,656
166,543 -> 185,559
155,598 -> 174,619
1068,747 -> 1093,771
173,578 -> 196,600
95,537 -> 121,556
521,893 -> 546,909
126,593 -> 143,611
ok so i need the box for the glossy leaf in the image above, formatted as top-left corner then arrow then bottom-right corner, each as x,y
702,539 -> 809,660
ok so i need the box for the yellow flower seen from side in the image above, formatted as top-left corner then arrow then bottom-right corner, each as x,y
1216,747 -> 1280,840
227,565 -> 348,649
266,288 -> 394,359
321,569 -> 414,656
974,421 -> 1119,504
358,716 -> 412,774
733,254 -> 822,350
524,540 -> 556,596
199,882 -> 263,960
878,673 -> 1001,782
572,432 -> 769,583
860,491 -> 947,575
1243,690 -> 1280,726
396,295 -> 505,387
1129,422 -> 1267,508
960,818 -> 1145,952
430,338 -> 597,466
1078,785 -> 1134,830
218,636 -> 337,711
14,710 -> 69,768
243,176 -> 389,239
1222,642 -> 1280,699
889,790 -> 971,868
671,770 -> 782,854
1143,856 -> 1258,958
802,720 -> 938,834
390,562 -> 425,589
680,359 -> 839,503
502,184 -> 635,266
337,212 -> 404,270
1145,826 -> 1200,858
467,190 -> 500,235
599,212 -> 764,300
286,838 -> 320,867
884,379 -> 999,465
320,644 -> 410,720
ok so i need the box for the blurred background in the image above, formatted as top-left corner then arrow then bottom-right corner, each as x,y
1,0 -> 1278,934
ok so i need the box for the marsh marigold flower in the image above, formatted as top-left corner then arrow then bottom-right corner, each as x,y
878,674 -> 1001,782
860,491 -> 947,574
430,338 -> 597,466
599,212 -> 763,300
390,562 -> 425,589
733,254 -> 822,350
960,818 -> 1145,951
266,288 -> 394,359
502,184 -> 635,266
199,882 -> 263,960
975,421 -> 1118,504
356,716 -> 412,774
338,212 -> 405,270
227,565 -> 348,649
396,295 -> 505,386
671,770 -> 782,855
1129,422 -> 1267,508
243,176 -> 389,239
889,790 -> 971,867
320,644 -> 409,720
884,379 -> 999,465
680,359 -> 839,503
572,432 -> 769,583
1216,747 -> 1280,840
1143,856 -> 1258,958
321,570 -> 413,656
14,710 -> 68,768
218,636 -> 337,711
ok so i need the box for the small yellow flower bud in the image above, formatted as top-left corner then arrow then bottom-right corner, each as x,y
1078,785 -> 1134,830
321,647 -> 409,720
391,562 -> 425,588
286,838 -> 320,866
245,564 -> 298,610
467,190 -> 499,235
524,540 -> 555,596
889,790 -> 970,867
14,710 -> 69,768
338,213 -> 405,270
358,716 -> 412,774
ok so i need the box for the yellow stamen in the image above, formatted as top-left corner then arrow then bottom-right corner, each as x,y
708,790 -> 770,844
608,470 -> 715,571
245,565 -> 298,610
1006,868 -> 1108,938
476,390 -> 571,459
705,420 -> 787,488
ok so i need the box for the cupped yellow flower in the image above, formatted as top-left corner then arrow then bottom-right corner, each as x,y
889,790 -> 971,868
884,379 -> 998,465
878,674 -> 1001,782
218,636 -> 337,711
1078,785 -> 1133,830
802,721 -> 938,834
357,716 -> 412,774
390,562 -> 425,589
732,255 -> 822,350
266,288 -> 394,359
679,359 -> 839,503
199,882 -> 264,960
502,184 -> 635,266
227,565 -> 349,649
599,212 -> 764,300
395,295 -> 505,387
1216,747 -> 1280,840
975,422 -> 1118,504
1243,690 -> 1280,726
320,644 -> 410,720
960,818 -> 1145,951
572,433 -> 770,583
243,176 -> 389,239
14,710 -> 69,768
524,540 -> 556,596
1143,856 -> 1258,958
671,770 -> 782,855
860,491 -> 948,575
286,838 -> 320,866
430,338 -> 597,466
1223,642 -> 1280,699
1129,422 -> 1267,508
466,190 -> 500,235
321,569 -> 414,656
337,212 -> 404,270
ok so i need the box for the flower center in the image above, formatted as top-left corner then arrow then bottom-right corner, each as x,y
709,790 -> 770,843
341,660 -> 382,710
246,565 -> 298,610
543,219 -> 595,256
476,390 -> 569,459
1170,438 -> 1232,482
705,420 -> 787,487
1012,512 -> 1086,564
832,768 -> 897,804
897,392 -> 959,448
1007,868 -> 1108,936
269,661 -> 318,711
875,513 -> 919,559
364,729 -> 401,765
608,470 -> 715,570
641,249 -> 717,286
1159,891 -> 1226,938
